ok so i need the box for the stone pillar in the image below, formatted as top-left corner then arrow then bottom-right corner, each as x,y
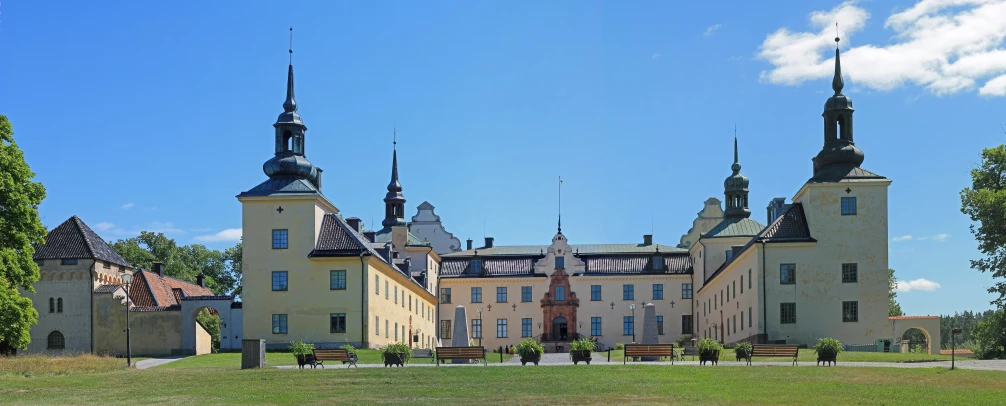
451,305 -> 471,363
641,303 -> 659,361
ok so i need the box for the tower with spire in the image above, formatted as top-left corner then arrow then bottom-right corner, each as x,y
382,129 -> 407,228
723,131 -> 750,218
812,35 -> 869,180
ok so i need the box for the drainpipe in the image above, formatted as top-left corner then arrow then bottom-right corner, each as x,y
760,241 -> 767,344
360,252 -> 369,349
89,261 -> 96,353
436,262 -> 443,346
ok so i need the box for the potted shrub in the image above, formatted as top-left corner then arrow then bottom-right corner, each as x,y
516,338 -> 544,366
289,340 -> 315,369
814,338 -> 843,366
381,342 -> 412,367
734,342 -> 753,362
340,344 -> 359,365
570,338 -> 596,365
698,338 -> 722,366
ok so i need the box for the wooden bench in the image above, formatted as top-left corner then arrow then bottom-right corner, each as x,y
435,346 -> 486,366
746,344 -> 799,366
677,346 -> 697,361
312,349 -> 358,368
411,349 -> 435,364
623,344 -> 675,365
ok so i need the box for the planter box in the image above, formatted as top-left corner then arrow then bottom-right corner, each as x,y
817,354 -> 837,366
383,353 -> 406,367
699,350 -> 720,366
735,350 -> 749,362
519,353 -> 541,366
570,350 -> 592,365
295,354 -> 316,369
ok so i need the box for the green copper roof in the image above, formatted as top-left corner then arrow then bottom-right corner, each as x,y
373,227 -> 428,246
702,217 -> 765,238
442,243 -> 685,258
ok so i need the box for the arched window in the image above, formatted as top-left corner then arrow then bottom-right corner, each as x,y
49,298 -> 55,313
283,131 -> 292,151
57,298 -> 63,313
47,331 -> 65,350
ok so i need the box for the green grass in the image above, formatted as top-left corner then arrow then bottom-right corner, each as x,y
159,350 -> 513,369
2,361 -> 1005,405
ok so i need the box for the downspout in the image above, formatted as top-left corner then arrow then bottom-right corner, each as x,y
360,252 -> 369,349
760,241 -> 767,344
436,261 -> 443,346
89,261 -> 96,353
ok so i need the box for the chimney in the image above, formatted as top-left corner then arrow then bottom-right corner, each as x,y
643,234 -> 653,246
363,231 -> 376,243
346,217 -> 362,233
484,237 -> 494,248
153,262 -> 164,276
731,245 -> 744,259
381,242 -> 393,263
196,274 -> 206,288
466,238 -> 473,250
401,257 -> 412,274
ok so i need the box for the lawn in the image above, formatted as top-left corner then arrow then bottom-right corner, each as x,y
160,350 -> 513,369
2,359 -> 1005,405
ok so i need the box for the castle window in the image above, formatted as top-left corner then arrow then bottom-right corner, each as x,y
330,270 -> 346,290
521,286 -> 532,302
496,319 -> 508,338
841,197 -> 857,215
496,287 -> 507,303
555,256 -> 564,269
780,303 -> 796,324
653,255 -> 663,271
843,301 -> 859,322
471,319 -> 481,338
652,284 -> 663,300
471,287 -> 482,303
441,288 -> 452,303
842,263 -> 858,283
49,298 -> 55,313
623,284 -> 634,301
57,298 -> 63,313
591,317 -> 602,336
780,264 -> 796,285
555,286 -> 565,301
35,259 -> 44,266
681,283 -> 692,299
440,320 -> 452,339
272,229 -> 288,249
657,316 -> 664,335
271,314 -> 288,334
471,259 -> 482,275
681,315 -> 693,335
61,259 -> 77,266
330,313 -> 346,333
591,285 -> 601,301
271,271 -> 288,291
523,318 -> 533,337
103,261 -> 110,269
47,331 -> 65,350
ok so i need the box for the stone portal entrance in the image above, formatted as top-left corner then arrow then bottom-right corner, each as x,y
541,268 -> 579,351
552,317 -> 568,341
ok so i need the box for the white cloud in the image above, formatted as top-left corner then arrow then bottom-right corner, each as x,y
95,222 -> 115,231
121,203 -> 135,210
652,53 -> 661,59
896,278 -> 943,292
892,235 -> 913,241
704,24 -> 723,37
758,0 -> 1006,96
194,228 -> 242,243
931,233 -> 950,242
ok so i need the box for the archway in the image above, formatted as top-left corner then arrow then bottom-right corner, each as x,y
180,297 -> 239,355
901,328 -> 930,354
889,316 -> 940,355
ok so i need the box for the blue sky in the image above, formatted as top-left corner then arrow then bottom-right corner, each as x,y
1,0 -> 1003,316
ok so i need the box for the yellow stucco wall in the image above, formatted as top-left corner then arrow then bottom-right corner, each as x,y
195,321 -> 211,355
92,292 -> 183,357
696,246 -> 760,344
368,258 -> 438,349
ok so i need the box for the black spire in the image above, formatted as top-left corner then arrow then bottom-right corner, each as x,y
262,28 -> 320,188
723,128 -> 751,219
382,128 -> 406,228
814,35 -> 864,175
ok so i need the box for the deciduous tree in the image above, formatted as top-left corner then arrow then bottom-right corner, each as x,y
960,144 -> 1006,307
889,268 -> 904,317
0,115 -> 47,352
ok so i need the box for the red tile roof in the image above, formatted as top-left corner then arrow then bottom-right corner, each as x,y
128,270 -> 214,308
888,316 -> 939,320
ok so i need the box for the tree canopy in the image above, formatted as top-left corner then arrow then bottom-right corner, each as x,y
0,115 -> 47,351
960,144 -> 1006,307
889,268 -> 904,317
111,232 -> 240,296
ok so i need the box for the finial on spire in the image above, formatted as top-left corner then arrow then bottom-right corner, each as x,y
558,176 -> 563,233
289,27 -> 294,64
733,124 -> 738,164
393,123 -> 397,150
832,24 -> 844,95
282,28 -> 297,113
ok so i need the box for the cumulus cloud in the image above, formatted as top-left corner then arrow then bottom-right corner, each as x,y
931,233 -> 950,242
892,235 -> 913,242
704,24 -> 723,37
194,228 -> 242,243
121,203 -> 135,210
95,222 -> 115,231
896,278 -> 943,292
652,53 -> 661,59
758,0 -> 1006,96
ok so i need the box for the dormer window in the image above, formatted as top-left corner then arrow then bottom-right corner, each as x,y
652,255 -> 663,271
471,259 -> 482,275
725,250 -> 734,261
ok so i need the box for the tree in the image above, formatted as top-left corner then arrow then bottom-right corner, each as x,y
972,309 -> 1006,359
196,308 -> 221,353
111,233 -> 238,295
889,268 -> 904,317
960,144 -> 1006,307
223,241 -> 242,297
0,115 -> 47,352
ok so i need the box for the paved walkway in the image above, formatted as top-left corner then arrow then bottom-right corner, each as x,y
276,355 -> 1006,371
135,356 -> 187,370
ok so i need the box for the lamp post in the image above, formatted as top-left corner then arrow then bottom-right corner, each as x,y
477,307 -> 483,347
120,272 -> 133,367
951,328 -> 962,370
629,304 -> 636,343
712,323 -> 719,342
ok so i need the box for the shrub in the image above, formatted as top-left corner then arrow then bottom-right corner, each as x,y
571,338 -> 596,352
339,344 -> 357,356
515,338 -> 544,357
381,342 -> 412,363
675,334 -> 693,348
615,342 -> 625,350
697,338 -> 722,355
813,338 -> 843,358
734,342 -> 753,357
288,340 -> 314,356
